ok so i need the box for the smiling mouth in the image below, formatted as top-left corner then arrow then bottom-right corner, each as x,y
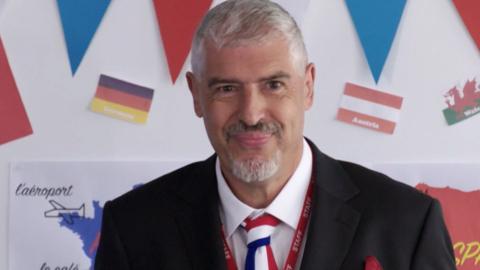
232,131 -> 273,148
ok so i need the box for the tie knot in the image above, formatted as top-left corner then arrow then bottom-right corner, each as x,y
243,214 -> 280,245
243,213 -> 280,231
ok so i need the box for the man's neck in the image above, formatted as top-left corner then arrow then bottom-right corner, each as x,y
221,144 -> 304,209
224,174 -> 289,209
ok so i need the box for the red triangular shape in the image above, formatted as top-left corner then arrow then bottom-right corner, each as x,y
153,0 -> 212,84
0,38 -> 33,145
453,0 -> 480,51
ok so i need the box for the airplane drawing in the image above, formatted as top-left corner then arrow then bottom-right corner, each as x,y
44,200 -> 85,224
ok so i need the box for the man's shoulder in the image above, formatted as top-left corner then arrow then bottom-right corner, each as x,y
107,156 -> 216,210
338,160 -> 434,211
307,138 -> 432,209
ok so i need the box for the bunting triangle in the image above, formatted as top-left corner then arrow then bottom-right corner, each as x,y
153,0 -> 212,84
345,0 -> 407,83
0,38 -> 33,145
453,0 -> 480,52
57,0 -> 111,75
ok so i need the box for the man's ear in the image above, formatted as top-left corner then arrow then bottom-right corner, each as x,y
303,63 -> 315,110
186,71 -> 203,118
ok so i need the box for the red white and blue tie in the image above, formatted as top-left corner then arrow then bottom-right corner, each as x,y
242,214 -> 280,270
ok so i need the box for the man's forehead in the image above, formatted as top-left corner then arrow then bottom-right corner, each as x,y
206,71 -> 292,87
202,64 -> 296,86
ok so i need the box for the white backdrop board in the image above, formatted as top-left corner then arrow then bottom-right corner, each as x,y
1,0 -> 480,269
0,0 -> 5,17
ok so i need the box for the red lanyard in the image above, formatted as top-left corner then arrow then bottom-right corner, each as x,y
221,176 -> 314,270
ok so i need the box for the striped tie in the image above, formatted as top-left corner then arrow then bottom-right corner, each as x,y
243,214 -> 280,270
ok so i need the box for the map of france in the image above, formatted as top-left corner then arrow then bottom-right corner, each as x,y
59,201 -> 103,270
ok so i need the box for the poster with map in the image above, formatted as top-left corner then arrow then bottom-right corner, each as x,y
372,163 -> 480,270
9,161 -> 188,270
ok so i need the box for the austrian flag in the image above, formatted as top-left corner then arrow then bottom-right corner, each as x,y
337,83 -> 403,134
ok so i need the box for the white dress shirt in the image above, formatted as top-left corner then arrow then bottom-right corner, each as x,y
216,139 -> 313,270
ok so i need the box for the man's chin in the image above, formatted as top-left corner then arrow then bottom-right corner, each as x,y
229,155 -> 280,184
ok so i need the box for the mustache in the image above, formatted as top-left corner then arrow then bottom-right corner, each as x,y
225,121 -> 281,138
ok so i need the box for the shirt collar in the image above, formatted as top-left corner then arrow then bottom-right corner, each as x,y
216,139 -> 313,237
216,158 -> 255,237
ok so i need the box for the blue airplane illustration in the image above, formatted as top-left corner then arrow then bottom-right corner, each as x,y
44,200 -> 85,224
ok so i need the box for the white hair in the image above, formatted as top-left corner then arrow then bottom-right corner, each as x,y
191,0 -> 308,74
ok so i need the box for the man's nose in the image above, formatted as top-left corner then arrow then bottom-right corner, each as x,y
238,86 -> 266,126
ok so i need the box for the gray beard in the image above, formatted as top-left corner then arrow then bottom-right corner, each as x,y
229,150 -> 280,183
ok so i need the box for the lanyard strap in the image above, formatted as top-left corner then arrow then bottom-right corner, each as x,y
221,177 -> 314,270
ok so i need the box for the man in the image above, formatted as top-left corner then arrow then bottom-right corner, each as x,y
95,0 -> 456,269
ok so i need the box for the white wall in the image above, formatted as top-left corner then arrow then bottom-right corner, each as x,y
1,0 -> 479,268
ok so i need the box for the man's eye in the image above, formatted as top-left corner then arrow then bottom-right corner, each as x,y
212,85 -> 237,98
266,81 -> 283,90
218,85 -> 235,93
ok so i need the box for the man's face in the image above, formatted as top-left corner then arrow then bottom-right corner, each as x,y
187,36 -> 315,184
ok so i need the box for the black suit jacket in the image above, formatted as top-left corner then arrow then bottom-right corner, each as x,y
95,141 -> 456,269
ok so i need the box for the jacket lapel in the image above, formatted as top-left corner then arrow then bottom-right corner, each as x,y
300,141 -> 362,270
170,155 -> 228,270
161,141 -> 362,270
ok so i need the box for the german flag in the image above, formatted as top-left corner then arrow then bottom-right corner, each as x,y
90,75 -> 154,124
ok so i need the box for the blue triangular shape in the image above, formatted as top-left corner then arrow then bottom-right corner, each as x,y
57,0 -> 111,75
345,0 -> 407,83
